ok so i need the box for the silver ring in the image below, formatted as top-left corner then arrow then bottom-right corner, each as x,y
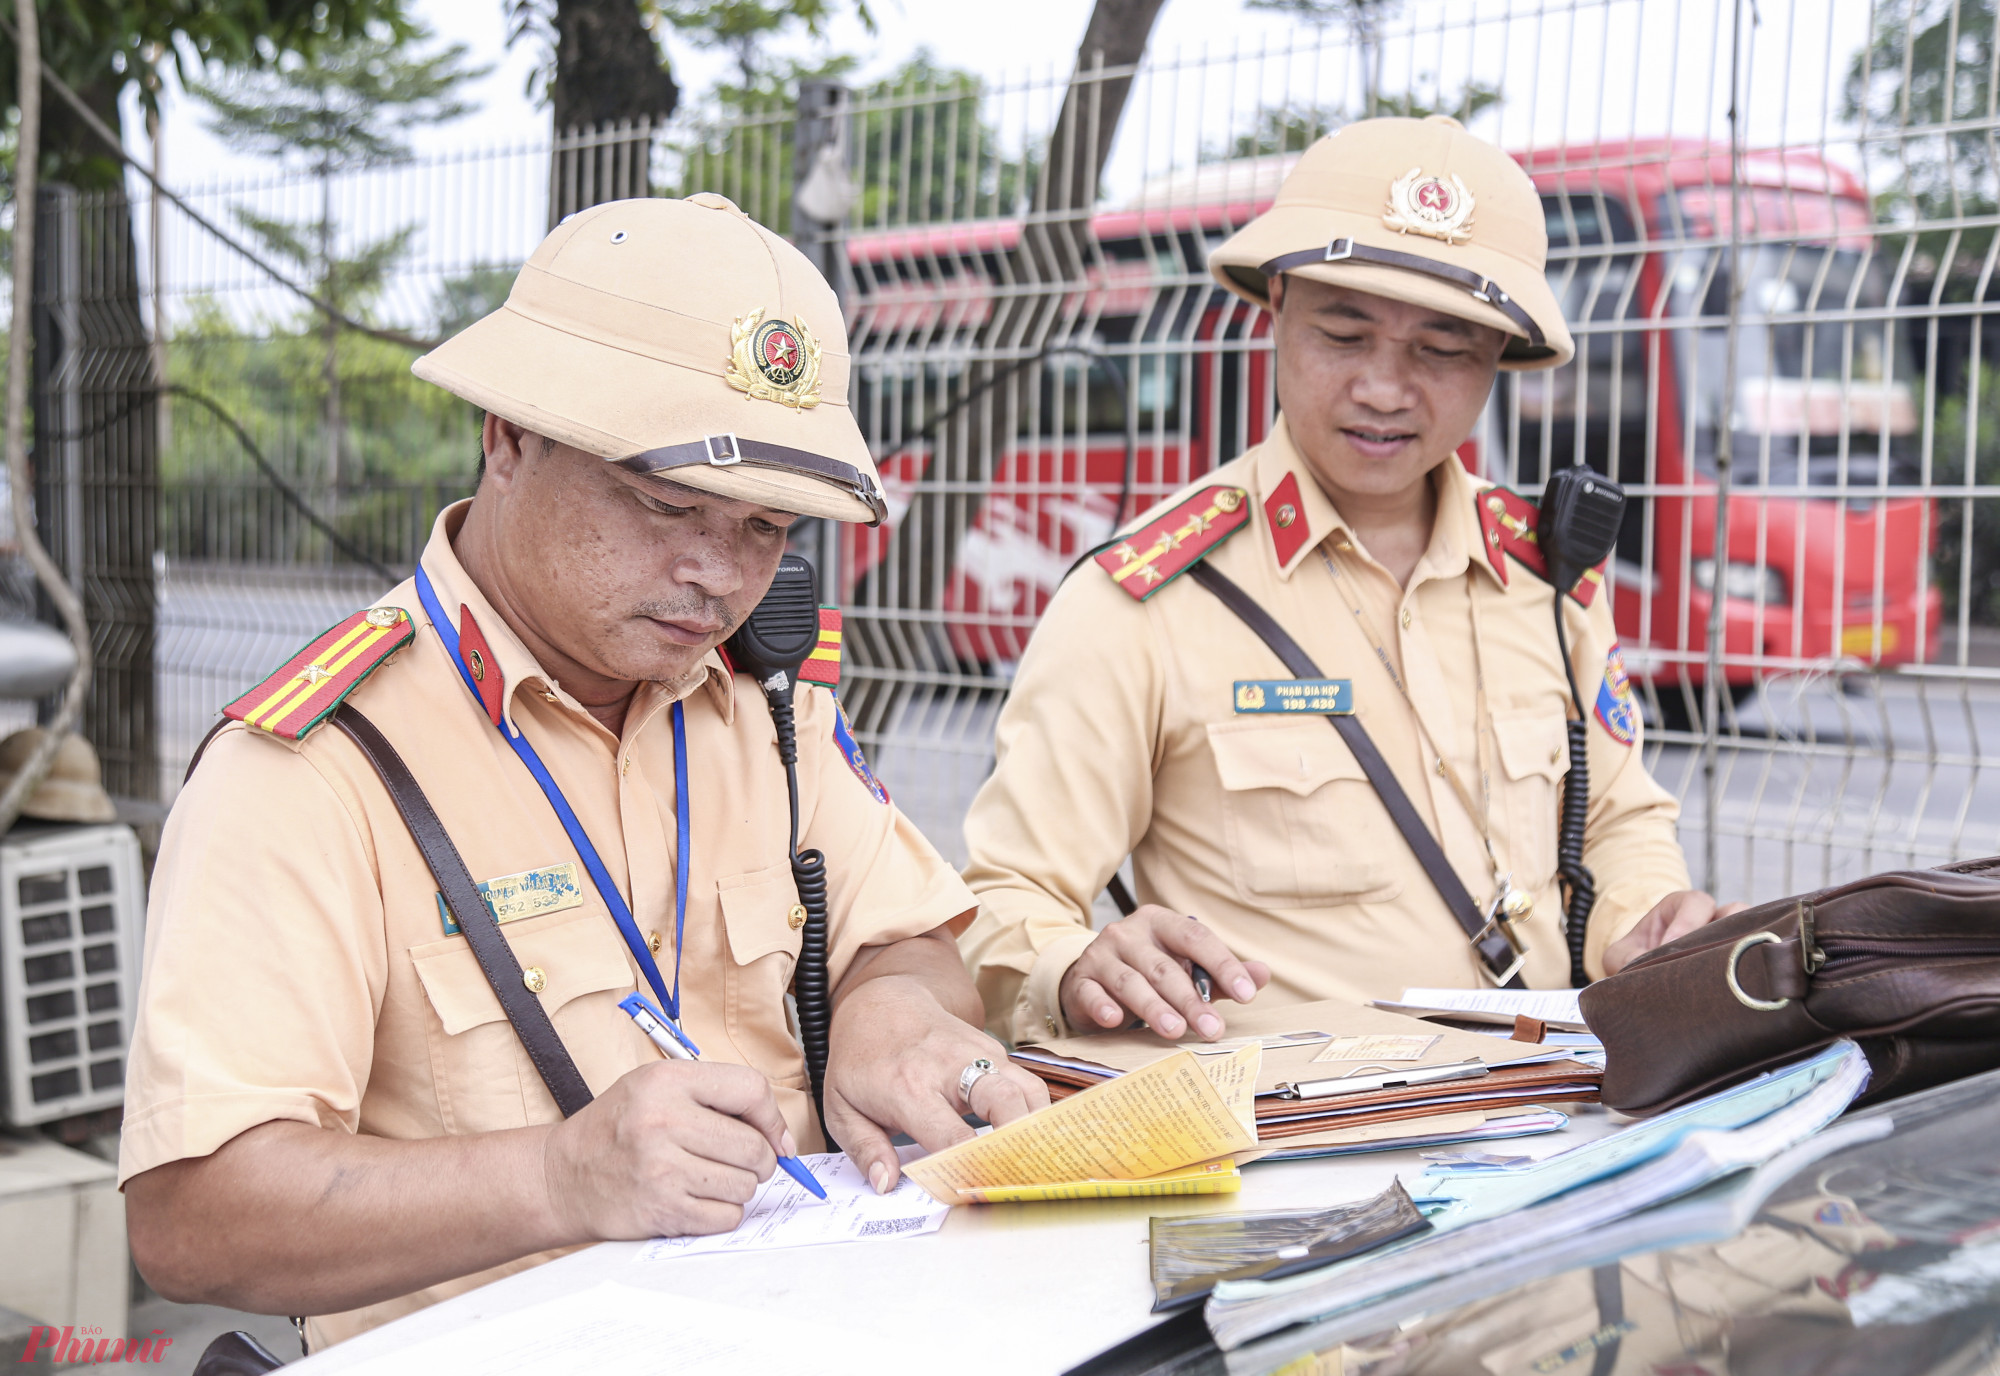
957,1057 -> 997,1110
1726,932 -> 1791,1011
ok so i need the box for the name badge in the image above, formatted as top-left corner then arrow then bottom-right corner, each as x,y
437,861 -> 586,934
1233,679 -> 1353,715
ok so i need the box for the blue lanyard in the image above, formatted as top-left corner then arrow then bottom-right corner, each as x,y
414,567 -> 688,1022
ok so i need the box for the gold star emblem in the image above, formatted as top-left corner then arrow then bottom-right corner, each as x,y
1113,541 -> 1141,564
1137,564 -> 1164,585
298,663 -> 332,686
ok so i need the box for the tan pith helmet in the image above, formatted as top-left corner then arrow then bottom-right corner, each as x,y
0,728 -> 116,824
1210,116 -> 1574,369
414,195 -> 887,523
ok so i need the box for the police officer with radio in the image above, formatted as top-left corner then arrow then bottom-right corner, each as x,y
119,194 -> 1047,1351
959,117 -> 1739,1048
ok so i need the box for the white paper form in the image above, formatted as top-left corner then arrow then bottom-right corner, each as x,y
337,1281 -> 896,1375
636,1147 -> 948,1261
1378,987 -> 1589,1029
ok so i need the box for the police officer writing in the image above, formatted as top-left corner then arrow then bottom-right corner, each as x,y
119,195 -> 1048,1350
960,117 -> 1741,1049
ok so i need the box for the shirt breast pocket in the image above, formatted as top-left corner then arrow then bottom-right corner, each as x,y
718,864 -> 807,1088
1492,706 -> 1569,891
409,909 -> 635,1133
1205,719 -> 1402,908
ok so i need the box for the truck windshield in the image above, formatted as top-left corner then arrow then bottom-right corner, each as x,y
1671,238 -> 1920,487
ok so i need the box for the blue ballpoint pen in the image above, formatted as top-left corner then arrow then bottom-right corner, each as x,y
617,994 -> 828,1200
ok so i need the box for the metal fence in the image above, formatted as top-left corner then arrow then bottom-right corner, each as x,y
12,0 -> 2000,910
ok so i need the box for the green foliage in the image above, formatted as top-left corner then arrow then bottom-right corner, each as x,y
1932,361 -> 2000,624
1844,0 -> 1998,274
189,24 -> 486,176
1376,82 -> 1501,123
1243,0 -> 1396,30
652,0 -> 872,85
164,302 -> 466,483
1202,82 -> 1499,164
0,0 -> 416,188
433,266 -> 521,339
1205,102 -> 1339,162
666,51 -> 1038,230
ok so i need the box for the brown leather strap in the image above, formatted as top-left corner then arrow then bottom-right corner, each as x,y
1259,238 -> 1548,352
615,433 -> 888,524
332,704 -> 595,1117
1187,563 -> 1526,988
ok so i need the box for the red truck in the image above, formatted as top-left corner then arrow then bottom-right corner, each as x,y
843,139 -> 1938,708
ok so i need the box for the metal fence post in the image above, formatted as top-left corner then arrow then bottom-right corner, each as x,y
792,80 -> 852,588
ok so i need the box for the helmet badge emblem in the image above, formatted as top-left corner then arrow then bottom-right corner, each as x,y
1384,167 -> 1476,245
727,308 -> 824,409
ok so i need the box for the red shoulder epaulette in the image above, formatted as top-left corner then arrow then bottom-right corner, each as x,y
1094,485 -> 1252,601
1476,487 -> 1603,608
798,607 -> 841,687
225,607 -> 413,741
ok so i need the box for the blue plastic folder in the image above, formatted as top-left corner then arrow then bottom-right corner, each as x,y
1413,1041 -> 1861,1227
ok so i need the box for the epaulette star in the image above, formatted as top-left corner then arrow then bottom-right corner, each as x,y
224,606 -> 413,741
1095,485 -> 1251,601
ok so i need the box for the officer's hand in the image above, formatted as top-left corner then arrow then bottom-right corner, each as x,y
823,974 -> 1049,1195
1602,889 -> 1749,976
1059,906 -> 1272,1041
541,1059 -> 789,1241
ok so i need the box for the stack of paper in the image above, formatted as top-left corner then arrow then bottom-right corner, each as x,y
1372,987 -> 1591,1032
1202,1041 -> 1873,1354
902,1046 -> 1262,1205
1012,999 -> 1601,1149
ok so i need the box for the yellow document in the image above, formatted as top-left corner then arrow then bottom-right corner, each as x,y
959,1159 -> 1242,1204
904,1047 -> 1260,1206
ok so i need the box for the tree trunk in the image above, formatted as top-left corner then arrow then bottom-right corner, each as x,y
551,0 -> 678,131
548,0 -> 678,224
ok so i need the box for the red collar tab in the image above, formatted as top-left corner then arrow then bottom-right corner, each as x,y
1095,485 -> 1251,601
224,607 -> 412,741
798,607 -> 842,687
1263,471 -> 1311,567
458,605 -> 505,725
1476,487 -> 1602,607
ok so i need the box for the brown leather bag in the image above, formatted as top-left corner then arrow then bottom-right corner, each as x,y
1579,856 -> 2000,1116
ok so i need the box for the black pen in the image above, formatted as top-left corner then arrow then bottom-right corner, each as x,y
1190,962 -> 1214,1003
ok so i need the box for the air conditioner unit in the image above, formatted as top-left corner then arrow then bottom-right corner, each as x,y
0,823 -> 145,1126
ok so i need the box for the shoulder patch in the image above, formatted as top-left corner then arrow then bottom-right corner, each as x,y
225,607 -> 413,741
830,698 -> 889,804
1094,485 -> 1250,601
798,607 -> 841,687
1593,642 -> 1639,746
1475,487 -> 1603,607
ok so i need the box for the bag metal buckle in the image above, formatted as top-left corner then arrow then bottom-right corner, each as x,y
1471,901 -> 1529,987
704,433 -> 743,466
1726,931 -> 1792,1011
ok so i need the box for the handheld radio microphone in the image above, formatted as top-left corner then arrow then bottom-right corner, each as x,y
725,553 -> 835,1127
1537,466 -> 1627,990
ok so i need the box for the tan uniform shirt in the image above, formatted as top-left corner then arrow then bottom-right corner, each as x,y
960,419 -> 1690,1046
120,502 -> 973,1347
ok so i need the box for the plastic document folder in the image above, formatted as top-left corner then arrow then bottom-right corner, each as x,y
1202,1042 -> 1874,1359
1012,999 -> 1601,1141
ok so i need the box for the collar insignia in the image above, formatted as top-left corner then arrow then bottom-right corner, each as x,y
1384,167 -> 1476,245
727,309 -> 823,409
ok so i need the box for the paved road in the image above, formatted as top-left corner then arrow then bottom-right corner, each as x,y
158,564 -> 2000,908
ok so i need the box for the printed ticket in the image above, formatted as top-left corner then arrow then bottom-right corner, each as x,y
1310,1033 -> 1444,1064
